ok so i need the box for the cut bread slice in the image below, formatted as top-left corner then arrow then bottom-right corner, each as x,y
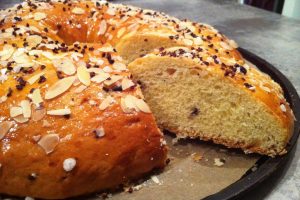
128,47 -> 294,157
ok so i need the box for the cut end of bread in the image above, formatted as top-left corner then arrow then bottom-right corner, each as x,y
128,51 -> 293,157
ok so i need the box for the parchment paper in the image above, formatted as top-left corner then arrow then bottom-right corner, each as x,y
89,133 -> 259,200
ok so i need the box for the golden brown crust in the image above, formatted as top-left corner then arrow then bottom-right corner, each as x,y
0,1 -> 169,199
0,105 -> 167,199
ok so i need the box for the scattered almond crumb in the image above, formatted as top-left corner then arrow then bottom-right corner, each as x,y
214,158 -> 225,167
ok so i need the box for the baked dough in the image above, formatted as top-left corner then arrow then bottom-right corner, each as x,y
0,0 -> 294,199
0,1 -> 172,199
128,46 -> 294,156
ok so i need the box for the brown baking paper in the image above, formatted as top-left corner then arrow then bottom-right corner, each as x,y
88,133 -> 259,200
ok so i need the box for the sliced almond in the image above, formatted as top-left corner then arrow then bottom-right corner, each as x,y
220,41 -> 233,50
91,72 -> 110,83
120,97 -> 131,113
13,115 -> 29,123
106,7 -> 116,15
74,85 -> 87,93
98,20 -> 107,35
32,107 -> 46,121
87,67 -> 103,74
112,62 -> 126,71
104,75 -> 122,86
0,44 -> 15,61
0,96 -> 7,103
280,104 -> 287,112
32,135 -> 41,142
26,35 -> 43,47
53,58 -> 76,75
34,12 -> 47,21
229,39 -> 238,48
20,100 -> 31,118
121,95 -> 138,113
99,95 -> 114,110
30,25 -> 41,33
13,50 -> 31,64
77,62 -> 91,86
135,99 -> 151,113
98,45 -> 114,52
117,27 -> 126,38
0,121 -> 13,140
121,78 -> 135,90
72,7 -> 85,14
193,37 -> 203,45
182,38 -> 193,46
27,72 -> 45,85
47,108 -> 71,116
45,76 -> 76,100
89,57 -> 104,65
32,89 -> 43,106
10,106 -> 23,117
38,134 -> 60,154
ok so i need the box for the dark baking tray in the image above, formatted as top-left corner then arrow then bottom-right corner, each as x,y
203,48 -> 300,200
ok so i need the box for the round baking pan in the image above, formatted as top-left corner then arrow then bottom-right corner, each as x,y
203,48 -> 300,200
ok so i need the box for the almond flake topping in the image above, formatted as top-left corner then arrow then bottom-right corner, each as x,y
32,135 -> 41,142
47,108 -> 71,116
21,100 -> 31,118
0,121 -> 13,140
121,78 -> 135,90
53,58 -> 76,75
182,38 -> 193,46
280,104 -> 287,112
193,37 -> 203,45
13,49 -> 31,64
89,57 -> 104,65
10,106 -> 23,117
28,72 -> 45,85
13,115 -> 29,123
0,44 -> 15,61
26,35 -> 43,47
98,20 -> 107,35
38,134 -> 60,154
117,27 -> 126,38
104,75 -> 123,86
112,62 -> 126,71
45,76 -> 76,100
74,85 -> 87,93
98,45 -> 114,52
32,107 -> 46,122
63,158 -> 76,172
34,12 -> 47,21
99,95 -> 114,110
135,99 -> 151,113
72,7 -> 85,14
91,72 -> 110,83
220,41 -> 233,50
121,95 -> 138,113
77,62 -> 91,86
121,95 -> 151,113
229,39 -> 238,48
0,96 -> 7,103
106,7 -> 116,15
32,89 -> 43,106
